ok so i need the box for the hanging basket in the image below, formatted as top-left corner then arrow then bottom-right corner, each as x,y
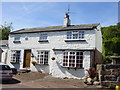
31,60 -> 37,65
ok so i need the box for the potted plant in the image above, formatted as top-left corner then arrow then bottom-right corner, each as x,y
31,60 -> 37,65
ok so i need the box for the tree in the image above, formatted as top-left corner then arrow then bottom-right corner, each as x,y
117,22 -> 120,29
0,22 -> 13,40
102,22 -> 120,64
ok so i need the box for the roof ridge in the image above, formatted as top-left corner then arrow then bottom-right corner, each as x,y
15,23 -> 100,31
25,25 -> 64,30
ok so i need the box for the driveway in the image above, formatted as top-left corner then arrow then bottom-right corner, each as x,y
1,71 -> 104,88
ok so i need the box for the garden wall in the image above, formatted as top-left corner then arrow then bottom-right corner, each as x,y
97,64 -> 120,87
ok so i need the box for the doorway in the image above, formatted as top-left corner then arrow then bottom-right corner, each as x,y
23,50 -> 31,68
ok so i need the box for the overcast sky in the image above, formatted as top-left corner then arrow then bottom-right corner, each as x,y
2,2 -> 118,31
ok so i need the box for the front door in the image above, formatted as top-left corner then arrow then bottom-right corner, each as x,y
23,50 -> 31,68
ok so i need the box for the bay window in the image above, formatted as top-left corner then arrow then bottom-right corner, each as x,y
63,51 -> 83,68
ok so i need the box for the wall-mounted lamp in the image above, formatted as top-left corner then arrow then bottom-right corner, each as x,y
31,53 -> 34,58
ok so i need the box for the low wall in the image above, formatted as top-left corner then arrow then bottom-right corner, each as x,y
97,64 -> 120,87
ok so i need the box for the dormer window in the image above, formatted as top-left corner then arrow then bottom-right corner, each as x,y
39,33 -> 48,42
67,31 -> 84,40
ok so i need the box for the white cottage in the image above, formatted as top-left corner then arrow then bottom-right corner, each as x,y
0,40 -> 8,64
7,13 -> 102,79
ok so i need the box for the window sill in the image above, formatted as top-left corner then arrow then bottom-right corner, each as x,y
35,63 -> 49,66
13,41 -> 21,43
10,62 -> 19,64
65,39 -> 85,42
61,66 -> 84,69
38,40 -> 48,42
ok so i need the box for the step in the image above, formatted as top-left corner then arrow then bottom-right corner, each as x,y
17,68 -> 31,73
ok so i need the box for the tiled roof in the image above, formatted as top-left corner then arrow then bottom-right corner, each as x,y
10,23 -> 100,34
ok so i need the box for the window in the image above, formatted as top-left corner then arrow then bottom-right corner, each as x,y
37,51 -> 49,65
13,35 -> 21,43
11,50 -> 21,63
63,51 -> 83,68
67,31 -> 84,39
14,35 -> 20,41
39,34 -> 48,41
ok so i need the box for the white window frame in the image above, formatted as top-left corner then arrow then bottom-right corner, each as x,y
39,33 -> 48,41
67,31 -> 84,40
14,35 -> 20,41
10,50 -> 21,63
63,51 -> 83,68
37,51 -> 49,65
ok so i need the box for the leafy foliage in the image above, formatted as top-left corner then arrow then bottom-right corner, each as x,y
0,22 -> 12,40
102,22 -> 120,64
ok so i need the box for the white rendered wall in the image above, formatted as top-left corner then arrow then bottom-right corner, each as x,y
8,29 -> 96,78
0,47 -> 8,64
50,51 -> 90,79
95,25 -> 103,64
9,30 -> 96,50
95,25 -> 102,53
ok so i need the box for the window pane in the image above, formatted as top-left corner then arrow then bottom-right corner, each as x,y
67,32 -> 72,39
80,52 -> 83,55
40,34 -> 47,40
73,34 -> 78,39
80,56 -> 83,59
69,52 -> 75,67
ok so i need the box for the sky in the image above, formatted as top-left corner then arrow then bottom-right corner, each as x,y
1,2 -> 119,31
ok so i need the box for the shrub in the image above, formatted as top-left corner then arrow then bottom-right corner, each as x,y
86,67 -> 96,79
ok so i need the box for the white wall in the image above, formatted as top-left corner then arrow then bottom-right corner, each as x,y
9,30 -> 96,50
95,25 -> 103,64
7,49 -> 24,69
95,25 -> 102,53
0,47 -> 8,64
50,51 -> 90,79
8,29 -> 97,79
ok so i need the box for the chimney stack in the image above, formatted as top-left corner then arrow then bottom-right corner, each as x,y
64,13 -> 71,27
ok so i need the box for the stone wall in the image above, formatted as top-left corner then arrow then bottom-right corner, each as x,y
97,64 -> 120,87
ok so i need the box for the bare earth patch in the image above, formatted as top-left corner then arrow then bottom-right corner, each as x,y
14,71 -> 48,83
2,71 -> 105,88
